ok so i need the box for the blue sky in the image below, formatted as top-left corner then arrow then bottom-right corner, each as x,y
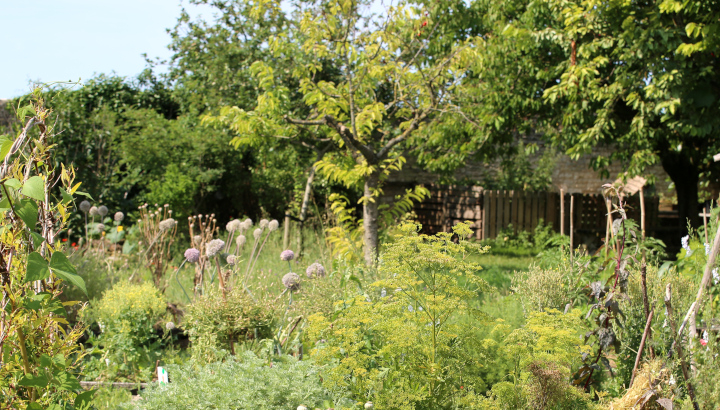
0,1 -> 214,99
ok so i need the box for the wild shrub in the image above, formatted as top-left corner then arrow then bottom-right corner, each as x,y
308,222 -> 491,409
127,351 -> 339,410
184,288 -> 275,361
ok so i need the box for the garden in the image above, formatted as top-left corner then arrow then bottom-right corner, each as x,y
2,0 -> 720,409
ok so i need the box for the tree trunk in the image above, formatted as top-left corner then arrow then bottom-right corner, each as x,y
363,172 -> 380,266
660,150 -> 700,233
296,165 -> 317,256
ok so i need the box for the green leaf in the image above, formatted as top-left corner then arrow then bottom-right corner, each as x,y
31,232 -> 45,249
0,197 -> 10,212
53,371 -> 81,391
26,403 -> 44,410
0,135 -> 12,160
18,373 -> 49,388
16,198 -> 39,229
74,389 -> 96,410
24,252 -> 50,282
49,252 -> 86,295
59,187 -> 73,205
4,178 -> 21,189
22,176 -> 45,201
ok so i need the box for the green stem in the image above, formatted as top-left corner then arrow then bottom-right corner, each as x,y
17,327 -> 35,401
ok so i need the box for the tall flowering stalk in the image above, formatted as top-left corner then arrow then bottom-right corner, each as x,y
136,203 -> 177,290
188,214 -> 217,296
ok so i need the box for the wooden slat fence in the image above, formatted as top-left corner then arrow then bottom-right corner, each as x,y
414,186 -> 673,242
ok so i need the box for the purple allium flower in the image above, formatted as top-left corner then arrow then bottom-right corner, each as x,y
159,218 -> 177,232
253,228 -> 262,240
236,235 -> 246,247
184,248 -> 201,263
97,205 -> 108,217
268,219 -> 279,232
79,200 -> 91,213
305,262 -> 326,278
114,211 -> 124,222
226,255 -> 237,265
280,249 -> 295,261
260,219 -> 269,229
89,206 -> 99,216
282,272 -> 300,291
206,239 -> 225,257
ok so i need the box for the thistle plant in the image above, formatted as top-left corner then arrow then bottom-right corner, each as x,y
137,203 -> 177,290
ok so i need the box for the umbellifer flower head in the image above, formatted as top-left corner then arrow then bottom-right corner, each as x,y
114,211 -> 124,222
253,228 -> 262,240
184,248 -> 201,263
268,219 -> 279,232
206,239 -> 225,257
79,200 -> 91,213
89,206 -> 99,216
306,262 -> 326,278
236,235 -> 246,247
159,218 -> 177,232
97,205 -> 108,217
260,219 -> 269,229
282,272 -> 300,291
226,255 -> 237,265
280,249 -> 295,261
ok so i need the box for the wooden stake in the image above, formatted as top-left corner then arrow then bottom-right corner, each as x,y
560,189 -> 565,236
639,187 -> 652,358
701,206 -> 709,244
629,307 -> 654,388
570,195 -> 574,264
605,197 -> 612,259
686,217 -> 720,340
283,214 -> 291,250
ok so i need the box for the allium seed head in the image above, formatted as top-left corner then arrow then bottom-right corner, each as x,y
253,228 -> 262,240
184,248 -> 201,263
114,211 -> 124,222
96,223 -> 105,231
306,262 -> 326,278
193,235 -> 202,245
166,322 -> 176,330
89,206 -> 99,216
243,218 -> 253,230
236,235 -> 246,247
260,219 -> 269,229
206,239 -> 225,257
79,200 -> 91,213
268,219 -> 279,232
97,205 -> 108,217
226,255 -> 237,265
365,402 -> 374,410
282,272 -> 300,291
280,249 -> 295,261
159,218 -> 177,232
226,219 -> 242,232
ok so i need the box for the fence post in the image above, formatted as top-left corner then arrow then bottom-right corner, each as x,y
570,195 -> 574,264
560,189 -> 565,235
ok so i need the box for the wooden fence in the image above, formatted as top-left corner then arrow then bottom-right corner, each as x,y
413,186 -> 676,243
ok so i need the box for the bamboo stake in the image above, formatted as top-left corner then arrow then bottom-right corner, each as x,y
664,284 -> 699,410
570,195 -> 574,264
639,187 -> 652,358
629,307 -> 654,388
283,214 -> 291,250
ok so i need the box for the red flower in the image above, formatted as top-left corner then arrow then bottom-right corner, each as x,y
62,238 -> 68,242
700,339 -> 708,347
71,242 -> 77,247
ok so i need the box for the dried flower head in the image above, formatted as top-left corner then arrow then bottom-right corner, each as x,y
365,402 -> 374,410
165,322 -> 176,331
282,272 -> 300,291
89,206 -> 99,216
79,200 -> 91,213
242,218 -> 253,230
306,262 -> 326,278
97,205 -> 108,217
280,249 -> 295,261
260,219 -> 269,229
226,255 -> 237,265
268,219 -> 279,232
114,211 -> 124,222
193,235 -> 202,245
184,248 -> 201,263
236,235 -> 246,247
226,219 -> 242,232
253,228 -> 262,240
206,239 -> 225,257
96,223 -> 105,231
159,218 -> 177,232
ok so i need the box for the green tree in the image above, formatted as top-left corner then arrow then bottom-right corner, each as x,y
207,0 -> 480,265
498,0 -> 720,229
